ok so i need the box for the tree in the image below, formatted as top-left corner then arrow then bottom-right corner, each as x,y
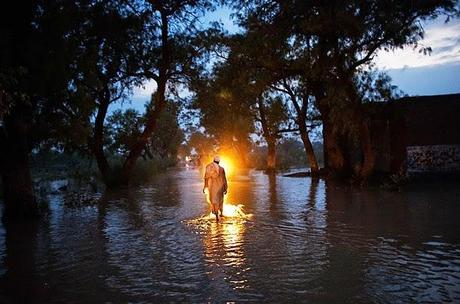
0,1 -> 92,219
190,28 -> 321,173
71,0 -> 216,184
186,130 -> 216,166
120,0 -> 215,183
190,61 -> 255,168
66,0 -> 145,183
106,102 -> 184,167
146,102 -> 185,164
106,109 -> 144,156
254,95 -> 292,171
227,0 -> 459,180
268,79 -> 321,175
188,29 -> 287,170
61,0 -> 215,185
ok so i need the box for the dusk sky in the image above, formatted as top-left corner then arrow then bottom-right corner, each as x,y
130,7 -> 460,110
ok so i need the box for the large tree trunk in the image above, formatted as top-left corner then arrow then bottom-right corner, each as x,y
315,94 -> 346,178
343,77 -> 376,182
121,10 -> 169,185
121,84 -> 167,184
280,83 -> 320,176
92,98 -> 111,183
313,39 -> 346,178
266,138 -> 276,171
298,118 -> 320,176
0,106 -> 38,221
257,99 -> 277,171
358,117 -> 375,181
0,149 -> 37,220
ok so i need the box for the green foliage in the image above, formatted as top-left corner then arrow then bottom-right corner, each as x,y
356,67 -> 405,104
255,94 -> 292,141
276,139 -> 308,169
2,0 -> 459,192
0,1 -> 91,143
106,101 -> 184,165
190,66 -> 255,164
250,139 -> 324,170
185,131 -> 216,167
265,97 -> 288,129
106,109 -> 144,155
147,102 -> 185,162
225,0 -> 458,135
30,151 -> 94,181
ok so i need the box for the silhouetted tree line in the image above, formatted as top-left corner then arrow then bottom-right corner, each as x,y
0,0 -> 458,220
189,0 -> 458,179
0,0 -> 214,220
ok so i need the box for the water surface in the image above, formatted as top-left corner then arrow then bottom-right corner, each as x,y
1,169 -> 459,303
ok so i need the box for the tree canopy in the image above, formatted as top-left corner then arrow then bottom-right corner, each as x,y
0,0 -> 458,219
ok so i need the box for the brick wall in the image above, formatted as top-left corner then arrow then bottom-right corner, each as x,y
369,94 -> 460,174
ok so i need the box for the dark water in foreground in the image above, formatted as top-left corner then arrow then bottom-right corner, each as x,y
1,169 -> 460,303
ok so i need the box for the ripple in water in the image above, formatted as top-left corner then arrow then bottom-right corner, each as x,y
0,169 -> 459,303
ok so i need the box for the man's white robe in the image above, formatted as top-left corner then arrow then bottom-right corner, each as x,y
204,162 -> 227,212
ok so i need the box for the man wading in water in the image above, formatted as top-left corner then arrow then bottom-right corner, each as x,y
203,155 -> 228,222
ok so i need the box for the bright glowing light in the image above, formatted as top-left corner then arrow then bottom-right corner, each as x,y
206,203 -> 248,219
204,189 -> 248,219
218,155 -> 234,177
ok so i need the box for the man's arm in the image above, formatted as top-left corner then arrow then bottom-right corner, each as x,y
203,175 -> 209,193
203,165 -> 209,193
222,169 -> 228,194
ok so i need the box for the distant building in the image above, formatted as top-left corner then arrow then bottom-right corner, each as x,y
370,93 -> 460,175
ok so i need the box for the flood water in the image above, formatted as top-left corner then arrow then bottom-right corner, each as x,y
1,169 -> 460,303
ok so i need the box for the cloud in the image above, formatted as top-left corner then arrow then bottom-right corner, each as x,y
374,18 -> 460,69
133,79 -> 157,98
386,62 -> 460,96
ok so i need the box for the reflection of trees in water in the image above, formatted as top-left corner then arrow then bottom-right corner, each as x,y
268,173 -> 278,207
319,182 -> 373,301
1,220 -> 40,302
97,188 -> 158,300
303,177 -> 323,227
2,171 -> 459,302
321,181 -> 460,302
324,183 -> 413,244
0,191 -> 124,303
265,173 -> 286,221
101,176 -> 216,301
308,178 -> 319,206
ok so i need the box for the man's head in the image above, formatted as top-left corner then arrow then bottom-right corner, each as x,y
213,155 -> 220,164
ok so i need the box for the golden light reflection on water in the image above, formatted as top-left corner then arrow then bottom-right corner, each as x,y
203,169 -> 251,220
187,160 -> 253,289
186,207 -> 249,276
201,217 -> 248,281
187,198 -> 251,280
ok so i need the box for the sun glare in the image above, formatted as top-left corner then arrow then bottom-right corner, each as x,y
204,188 -> 247,219
218,155 -> 234,177
206,203 -> 247,219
